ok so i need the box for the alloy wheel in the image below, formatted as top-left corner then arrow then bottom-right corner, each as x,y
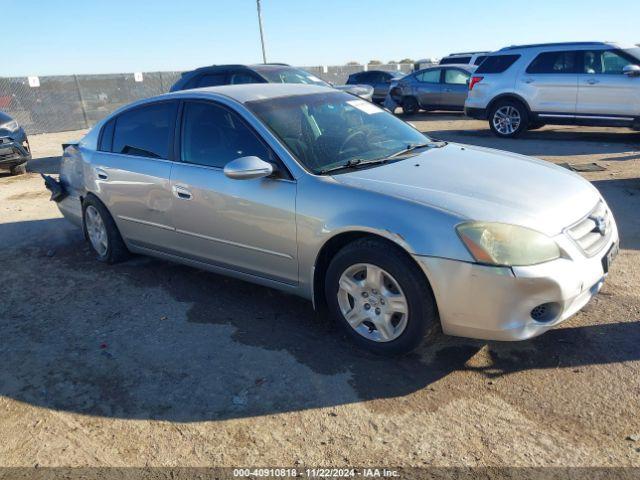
85,205 -> 108,256
337,263 -> 409,342
492,105 -> 521,135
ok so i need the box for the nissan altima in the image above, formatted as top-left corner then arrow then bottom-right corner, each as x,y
49,84 -> 618,355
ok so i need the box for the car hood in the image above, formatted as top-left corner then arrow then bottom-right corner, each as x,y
332,143 -> 600,236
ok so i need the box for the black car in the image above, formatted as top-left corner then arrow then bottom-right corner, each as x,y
0,112 -> 30,175
170,64 -> 374,101
346,70 -> 405,103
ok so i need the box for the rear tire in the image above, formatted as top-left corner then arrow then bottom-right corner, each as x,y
82,195 -> 129,264
324,237 -> 439,356
10,164 -> 27,175
401,96 -> 419,115
489,99 -> 529,138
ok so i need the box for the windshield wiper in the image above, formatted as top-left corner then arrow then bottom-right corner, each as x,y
386,140 -> 447,159
317,140 -> 449,174
318,157 -> 398,174
318,158 -> 367,174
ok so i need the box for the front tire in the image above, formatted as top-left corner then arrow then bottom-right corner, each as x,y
10,164 -> 27,175
489,99 -> 529,138
82,196 -> 129,264
325,238 -> 439,355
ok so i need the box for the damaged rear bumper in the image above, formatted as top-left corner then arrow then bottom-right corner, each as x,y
42,174 -> 82,227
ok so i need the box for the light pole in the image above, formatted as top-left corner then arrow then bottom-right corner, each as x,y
256,0 -> 267,63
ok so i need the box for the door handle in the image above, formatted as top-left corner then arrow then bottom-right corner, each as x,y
95,168 -> 108,180
173,185 -> 192,200
523,78 -> 534,84
587,79 -> 600,85
444,88 -> 452,92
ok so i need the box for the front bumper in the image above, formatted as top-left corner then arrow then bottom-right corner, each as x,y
0,136 -> 31,168
414,225 -> 619,341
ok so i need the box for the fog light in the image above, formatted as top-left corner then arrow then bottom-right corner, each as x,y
530,302 -> 561,323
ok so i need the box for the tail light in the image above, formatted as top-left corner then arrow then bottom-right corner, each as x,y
468,76 -> 484,91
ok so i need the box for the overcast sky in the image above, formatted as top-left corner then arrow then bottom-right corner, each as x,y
4,0 -> 639,76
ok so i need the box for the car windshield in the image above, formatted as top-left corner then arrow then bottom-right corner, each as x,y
246,91 -> 431,174
624,47 -> 640,61
257,67 -> 330,87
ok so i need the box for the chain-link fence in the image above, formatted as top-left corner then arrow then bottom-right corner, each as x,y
0,64 -> 413,135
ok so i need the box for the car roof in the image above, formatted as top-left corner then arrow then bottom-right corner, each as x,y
169,83 -> 336,103
498,41 -> 624,51
251,64 -> 300,72
445,51 -> 489,56
416,64 -> 476,72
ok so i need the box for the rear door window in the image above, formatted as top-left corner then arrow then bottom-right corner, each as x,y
98,118 -> 115,152
444,69 -> 470,85
415,69 -> 441,83
230,72 -> 261,84
196,73 -> 228,87
475,55 -> 521,74
346,73 -> 362,84
112,101 -> 177,159
526,51 -> 577,74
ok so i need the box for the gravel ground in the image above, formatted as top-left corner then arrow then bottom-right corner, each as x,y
0,117 -> 639,471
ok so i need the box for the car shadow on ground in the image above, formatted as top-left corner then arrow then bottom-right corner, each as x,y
0,213 -> 638,422
593,177 -> 640,251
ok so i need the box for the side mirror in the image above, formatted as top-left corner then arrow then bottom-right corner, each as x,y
223,156 -> 274,180
623,65 -> 640,77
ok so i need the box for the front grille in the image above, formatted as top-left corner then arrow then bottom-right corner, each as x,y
566,201 -> 613,257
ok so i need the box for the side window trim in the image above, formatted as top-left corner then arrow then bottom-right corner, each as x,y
175,99 -> 293,180
110,99 -> 179,161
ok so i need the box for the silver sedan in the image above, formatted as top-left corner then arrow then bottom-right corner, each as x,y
389,64 -> 476,115
51,84 -> 619,355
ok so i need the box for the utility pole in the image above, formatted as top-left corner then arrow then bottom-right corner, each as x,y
256,0 -> 267,63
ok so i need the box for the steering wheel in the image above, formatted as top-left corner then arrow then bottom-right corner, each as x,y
338,130 -> 367,157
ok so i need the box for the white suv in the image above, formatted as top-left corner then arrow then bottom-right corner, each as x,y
439,51 -> 490,67
464,42 -> 640,137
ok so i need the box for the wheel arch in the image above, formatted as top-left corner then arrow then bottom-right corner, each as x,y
311,230 -> 433,314
487,93 -> 532,116
80,192 -> 114,240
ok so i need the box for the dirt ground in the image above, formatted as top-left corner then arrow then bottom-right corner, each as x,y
1,116 -> 639,470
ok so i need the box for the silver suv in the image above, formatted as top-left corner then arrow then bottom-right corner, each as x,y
465,42 -> 640,137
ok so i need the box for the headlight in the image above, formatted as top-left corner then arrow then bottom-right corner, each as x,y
0,119 -> 19,132
456,222 -> 560,266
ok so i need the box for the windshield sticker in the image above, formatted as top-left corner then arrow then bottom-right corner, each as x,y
347,99 -> 383,114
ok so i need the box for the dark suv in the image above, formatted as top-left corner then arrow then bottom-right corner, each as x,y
346,70 -> 405,103
170,64 -> 373,101
0,111 -> 30,175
